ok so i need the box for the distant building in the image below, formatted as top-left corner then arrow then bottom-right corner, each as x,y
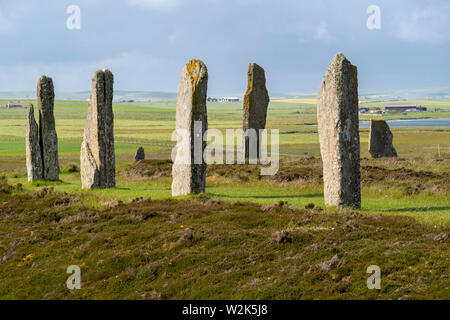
358,107 -> 369,113
220,97 -> 240,102
385,104 -> 427,112
6,102 -> 22,109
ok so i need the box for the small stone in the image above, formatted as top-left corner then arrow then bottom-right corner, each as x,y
316,254 -> 341,272
344,220 -> 359,231
305,203 -> 315,209
134,147 -> 145,162
433,233 -> 448,242
178,228 -> 194,244
246,279 -> 261,286
369,120 -> 398,158
272,231 -> 292,244
261,205 -> 275,212
307,243 -> 320,251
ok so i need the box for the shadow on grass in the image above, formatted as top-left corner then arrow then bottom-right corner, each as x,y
381,206 -> 450,213
28,179 -> 70,187
207,193 -> 323,200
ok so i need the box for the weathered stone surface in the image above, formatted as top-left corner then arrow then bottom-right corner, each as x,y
369,120 -> 398,158
317,53 -> 361,208
134,147 -> 145,162
172,59 -> 208,196
80,69 -> 116,189
243,63 -> 270,160
37,75 -> 59,180
26,104 -> 43,182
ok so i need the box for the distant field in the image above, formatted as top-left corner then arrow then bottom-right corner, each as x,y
273,98 -> 318,105
0,98 -> 448,161
360,99 -> 450,110
272,98 -> 450,110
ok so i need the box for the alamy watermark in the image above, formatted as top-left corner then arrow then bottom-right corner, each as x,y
66,265 -> 81,290
366,265 -> 381,290
171,122 -> 279,176
366,5 -> 381,30
66,5 -> 81,30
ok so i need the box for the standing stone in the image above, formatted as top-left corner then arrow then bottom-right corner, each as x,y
135,147 -> 145,162
80,69 -> 116,189
172,59 -> 208,196
243,63 -> 270,160
26,104 -> 43,182
369,120 -> 398,158
317,53 -> 361,208
37,76 -> 59,180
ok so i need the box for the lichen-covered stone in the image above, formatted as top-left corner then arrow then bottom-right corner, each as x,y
25,104 -> 43,182
172,59 -> 208,196
317,53 -> 361,208
134,147 -> 145,162
369,120 -> 398,158
243,63 -> 270,160
37,75 -> 59,180
80,69 -> 116,189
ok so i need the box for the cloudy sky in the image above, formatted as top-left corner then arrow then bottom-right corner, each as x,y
0,0 -> 449,95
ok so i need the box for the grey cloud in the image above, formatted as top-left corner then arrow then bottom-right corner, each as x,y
0,0 -> 449,94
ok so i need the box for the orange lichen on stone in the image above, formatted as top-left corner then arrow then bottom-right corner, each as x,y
243,63 -> 254,116
186,59 -> 203,113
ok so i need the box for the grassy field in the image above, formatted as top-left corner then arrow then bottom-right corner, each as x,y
0,98 -> 449,299
0,98 -> 449,160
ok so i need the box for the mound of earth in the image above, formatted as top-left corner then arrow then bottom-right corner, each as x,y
122,160 -> 173,178
121,157 -> 450,195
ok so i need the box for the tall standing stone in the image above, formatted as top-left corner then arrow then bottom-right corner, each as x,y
37,76 -> 59,180
172,59 -> 208,196
369,120 -> 398,158
80,69 -> 116,189
243,63 -> 270,160
317,53 -> 361,208
26,104 -> 43,182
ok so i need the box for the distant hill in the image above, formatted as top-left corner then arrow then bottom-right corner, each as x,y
0,87 -> 449,101
358,87 -> 450,100
271,87 -> 450,100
